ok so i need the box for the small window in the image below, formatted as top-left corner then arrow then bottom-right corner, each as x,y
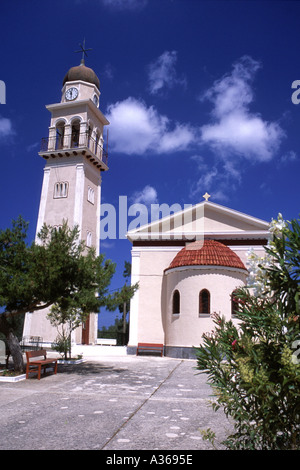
199,289 -> 210,316
54,182 -> 68,198
172,290 -> 180,314
87,187 -> 95,204
86,231 -> 92,247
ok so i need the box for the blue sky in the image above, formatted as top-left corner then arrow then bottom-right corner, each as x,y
1,0 -> 300,328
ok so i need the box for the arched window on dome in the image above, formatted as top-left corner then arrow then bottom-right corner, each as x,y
172,290 -> 180,315
199,289 -> 210,316
55,121 -> 65,150
231,290 -> 241,318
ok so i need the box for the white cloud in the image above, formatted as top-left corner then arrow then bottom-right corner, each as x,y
102,63 -> 114,80
189,166 -> 231,203
0,116 -> 13,140
106,97 -> 196,155
130,185 -> 158,205
189,165 -> 240,201
201,110 -> 284,162
100,240 -> 115,250
279,150 -> 298,165
159,123 -> 196,153
202,56 -> 260,118
200,56 -> 285,162
148,51 -> 186,95
199,167 -> 219,188
190,56 -> 288,202
106,56 -> 287,204
106,97 -> 167,154
26,142 -> 39,152
189,153 -> 243,203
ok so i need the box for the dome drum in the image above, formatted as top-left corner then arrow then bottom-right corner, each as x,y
163,240 -> 248,353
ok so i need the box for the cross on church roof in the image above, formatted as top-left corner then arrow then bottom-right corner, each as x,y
75,38 -> 92,65
203,192 -> 211,201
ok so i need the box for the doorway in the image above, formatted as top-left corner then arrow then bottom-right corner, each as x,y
81,315 -> 90,344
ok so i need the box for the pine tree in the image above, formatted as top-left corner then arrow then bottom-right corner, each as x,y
0,217 -> 115,371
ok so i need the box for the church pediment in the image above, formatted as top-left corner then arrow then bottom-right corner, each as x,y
127,201 -> 270,243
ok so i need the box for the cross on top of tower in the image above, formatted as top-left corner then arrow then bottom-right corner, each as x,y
75,39 -> 92,65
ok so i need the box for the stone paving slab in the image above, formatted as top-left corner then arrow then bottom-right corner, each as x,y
0,354 -> 233,451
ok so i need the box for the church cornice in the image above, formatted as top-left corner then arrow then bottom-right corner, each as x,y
131,236 -> 269,247
46,99 -> 109,126
164,264 -> 248,276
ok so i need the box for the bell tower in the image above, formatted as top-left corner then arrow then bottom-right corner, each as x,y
23,51 -> 109,345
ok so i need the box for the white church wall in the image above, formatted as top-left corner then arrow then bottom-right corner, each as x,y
23,309 -> 58,343
40,158 -> 79,229
128,246 -> 182,346
230,245 -> 266,268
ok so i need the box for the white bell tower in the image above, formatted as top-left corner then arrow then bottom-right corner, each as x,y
23,50 -> 109,345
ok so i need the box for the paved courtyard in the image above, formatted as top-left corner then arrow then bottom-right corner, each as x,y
0,347 -> 233,451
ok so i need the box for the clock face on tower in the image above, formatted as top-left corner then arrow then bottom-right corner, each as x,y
65,87 -> 78,101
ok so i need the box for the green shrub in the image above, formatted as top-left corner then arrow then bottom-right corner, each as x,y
196,215 -> 300,450
51,333 -> 71,360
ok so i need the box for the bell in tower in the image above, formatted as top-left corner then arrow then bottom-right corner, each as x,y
23,45 -> 109,346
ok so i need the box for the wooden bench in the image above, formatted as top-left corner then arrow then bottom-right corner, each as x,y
26,350 -> 58,380
136,343 -> 164,357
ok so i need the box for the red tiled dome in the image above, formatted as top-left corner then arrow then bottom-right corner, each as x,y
166,240 -> 247,272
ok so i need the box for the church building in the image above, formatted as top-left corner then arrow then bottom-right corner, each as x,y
23,54 -> 109,345
23,51 -> 270,355
126,197 -> 270,358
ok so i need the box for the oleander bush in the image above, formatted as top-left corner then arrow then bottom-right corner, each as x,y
196,214 -> 300,450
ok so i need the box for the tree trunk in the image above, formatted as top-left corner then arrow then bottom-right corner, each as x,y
6,331 -> 24,373
122,301 -> 127,346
